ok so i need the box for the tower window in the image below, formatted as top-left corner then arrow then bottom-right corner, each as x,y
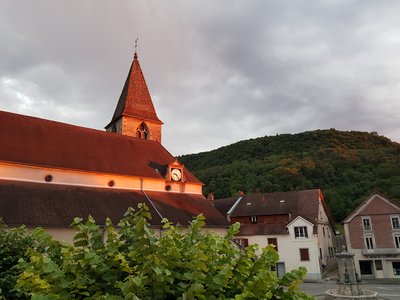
136,122 -> 149,140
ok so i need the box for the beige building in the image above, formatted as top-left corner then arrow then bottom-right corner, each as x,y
214,189 -> 337,282
343,193 -> 400,280
0,50 -> 228,242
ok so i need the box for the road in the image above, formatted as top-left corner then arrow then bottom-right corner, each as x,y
300,281 -> 400,300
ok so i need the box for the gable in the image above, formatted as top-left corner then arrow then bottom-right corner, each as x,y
286,216 -> 314,228
362,195 -> 400,215
344,193 -> 400,223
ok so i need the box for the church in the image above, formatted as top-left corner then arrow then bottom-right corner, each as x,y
0,50 -> 228,241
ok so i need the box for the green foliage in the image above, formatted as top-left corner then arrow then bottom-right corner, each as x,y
14,204 -> 312,299
179,129 -> 400,221
0,220 -> 61,299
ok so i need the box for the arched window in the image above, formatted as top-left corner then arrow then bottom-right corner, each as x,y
136,122 -> 150,140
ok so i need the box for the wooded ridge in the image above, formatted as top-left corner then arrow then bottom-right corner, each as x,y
179,129 -> 400,222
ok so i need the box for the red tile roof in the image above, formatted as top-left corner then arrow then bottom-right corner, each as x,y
214,189 -> 325,235
146,191 -> 228,227
228,190 -> 321,224
0,180 -> 228,227
106,52 -> 162,128
0,110 -> 200,183
213,197 -> 238,214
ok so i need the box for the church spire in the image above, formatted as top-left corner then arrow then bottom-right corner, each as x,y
106,46 -> 163,143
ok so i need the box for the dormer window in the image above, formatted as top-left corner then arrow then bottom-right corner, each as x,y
294,226 -> 308,238
136,122 -> 149,139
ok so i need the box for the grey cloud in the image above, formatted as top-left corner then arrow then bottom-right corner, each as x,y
1,1 -> 400,155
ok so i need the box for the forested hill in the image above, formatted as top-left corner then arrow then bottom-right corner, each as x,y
179,129 -> 400,222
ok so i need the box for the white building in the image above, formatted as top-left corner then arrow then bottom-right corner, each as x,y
214,189 -> 337,282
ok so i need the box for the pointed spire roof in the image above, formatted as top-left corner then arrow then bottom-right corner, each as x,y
106,52 -> 162,128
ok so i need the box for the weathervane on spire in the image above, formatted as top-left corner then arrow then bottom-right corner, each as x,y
134,38 -> 139,58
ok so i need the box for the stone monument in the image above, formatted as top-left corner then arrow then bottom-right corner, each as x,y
325,247 -> 377,299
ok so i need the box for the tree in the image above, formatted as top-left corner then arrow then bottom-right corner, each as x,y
13,204 -> 312,299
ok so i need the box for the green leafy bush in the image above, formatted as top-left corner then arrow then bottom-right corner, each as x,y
13,204 -> 312,299
0,220 -> 61,299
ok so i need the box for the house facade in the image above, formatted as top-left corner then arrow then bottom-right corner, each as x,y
343,193 -> 400,279
0,50 -> 228,241
214,189 -> 337,282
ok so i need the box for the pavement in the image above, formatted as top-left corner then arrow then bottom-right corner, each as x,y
299,270 -> 400,300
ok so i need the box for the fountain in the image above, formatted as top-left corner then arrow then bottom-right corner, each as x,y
325,247 -> 378,299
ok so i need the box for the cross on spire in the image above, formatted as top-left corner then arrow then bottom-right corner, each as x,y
134,38 -> 139,58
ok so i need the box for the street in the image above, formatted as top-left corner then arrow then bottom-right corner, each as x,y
300,280 -> 400,300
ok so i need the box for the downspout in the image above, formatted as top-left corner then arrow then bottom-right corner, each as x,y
139,178 -> 164,236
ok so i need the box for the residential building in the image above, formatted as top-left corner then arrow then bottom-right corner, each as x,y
214,189 -> 337,282
343,193 -> 400,279
0,50 -> 229,241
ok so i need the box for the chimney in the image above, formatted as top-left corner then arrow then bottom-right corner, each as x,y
207,192 -> 215,206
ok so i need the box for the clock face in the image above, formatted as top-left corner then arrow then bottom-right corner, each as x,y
171,168 -> 182,181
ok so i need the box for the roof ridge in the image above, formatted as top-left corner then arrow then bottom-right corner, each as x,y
0,109 -> 160,143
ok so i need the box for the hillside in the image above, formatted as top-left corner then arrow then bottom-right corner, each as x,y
179,129 -> 400,222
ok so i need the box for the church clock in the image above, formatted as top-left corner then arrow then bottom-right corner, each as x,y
171,168 -> 182,181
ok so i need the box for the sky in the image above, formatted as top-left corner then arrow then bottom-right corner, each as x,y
1,1 -> 400,156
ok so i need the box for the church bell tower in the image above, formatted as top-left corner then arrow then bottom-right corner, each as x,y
105,49 -> 163,143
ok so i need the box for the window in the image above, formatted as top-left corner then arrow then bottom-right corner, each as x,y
294,226 -> 308,238
391,216 -> 400,230
393,262 -> 400,276
323,227 -> 325,237
394,235 -> 400,249
233,238 -> 248,248
362,217 -> 372,231
359,261 -> 373,275
299,248 -> 310,261
250,216 -> 257,224
268,238 -> 278,252
136,122 -> 149,140
375,260 -> 382,271
365,235 -> 374,250
319,248 -> 322,260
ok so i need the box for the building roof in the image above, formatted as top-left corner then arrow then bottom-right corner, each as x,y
213,196 -> 238,215
0,180 -> 228,227
0,110 -> 200,183
236,223 -> 288,236
214,189 -> 326,235
145,191 -> 228,227
228,190 -> 321,225
106,52 -> 162,128
343,192 -> 400,223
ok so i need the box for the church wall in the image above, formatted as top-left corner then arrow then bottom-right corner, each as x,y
0,161 -> 202,194
29,226 -> 226,244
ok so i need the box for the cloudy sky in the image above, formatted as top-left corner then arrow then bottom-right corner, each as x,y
1,1 -> 400,155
